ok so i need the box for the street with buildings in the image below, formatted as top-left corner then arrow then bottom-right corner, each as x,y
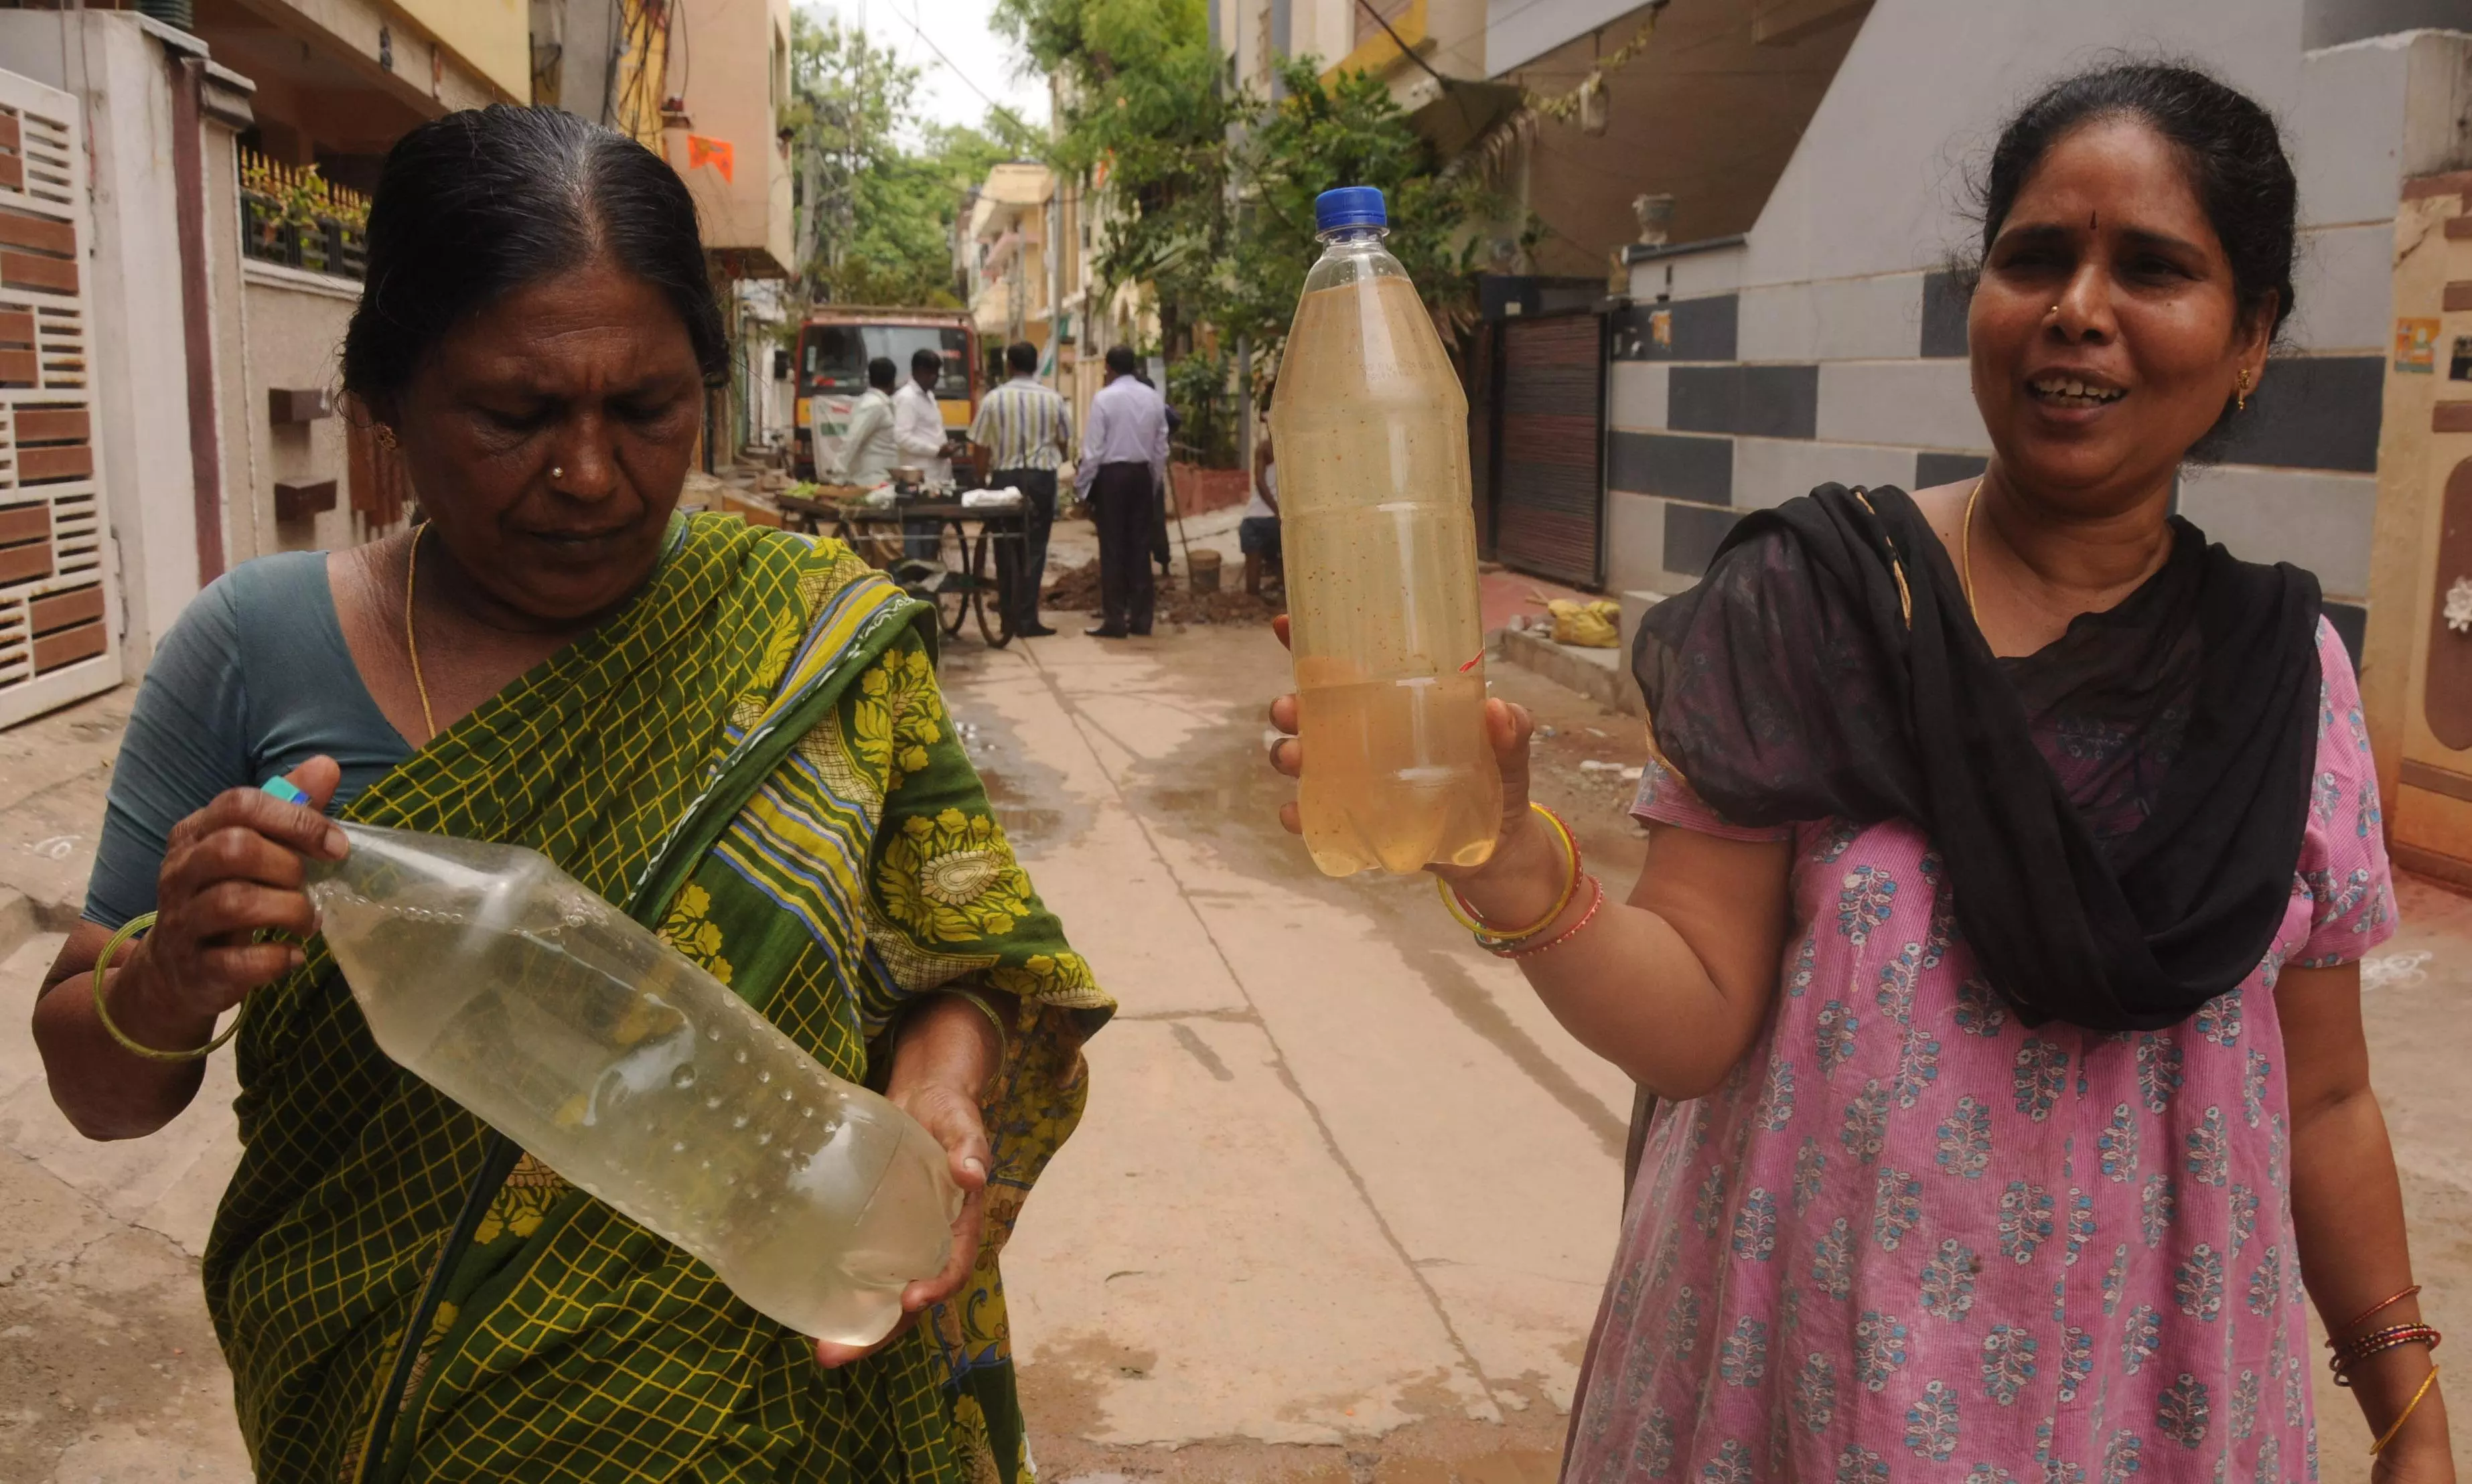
2,0 -> 2472,1478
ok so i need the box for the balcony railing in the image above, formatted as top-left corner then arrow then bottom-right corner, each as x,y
238,148 -> 370,282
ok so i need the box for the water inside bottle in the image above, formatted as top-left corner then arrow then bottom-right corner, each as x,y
316,869 -> 955,1347
1274,266 -> 1500,876
1293,667 -> 1499,875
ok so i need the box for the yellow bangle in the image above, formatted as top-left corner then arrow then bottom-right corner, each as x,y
88,911 -> 244,1063
2370,1362 -> 2441,1457
1437,802 -> 1581,944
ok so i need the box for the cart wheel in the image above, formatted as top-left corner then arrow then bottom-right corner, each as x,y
972,528 -> 1011,648
932,521 -> 972,638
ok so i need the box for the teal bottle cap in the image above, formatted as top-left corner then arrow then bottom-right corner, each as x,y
261,777 -> 310,806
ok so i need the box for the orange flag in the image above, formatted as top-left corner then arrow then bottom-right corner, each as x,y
686,134 -> 735,183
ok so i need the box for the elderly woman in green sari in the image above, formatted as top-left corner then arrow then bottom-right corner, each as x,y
29,106 -> 1108,1483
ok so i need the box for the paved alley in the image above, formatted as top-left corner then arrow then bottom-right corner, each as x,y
942,624 -> 1633,1483
1,614 -> 2468,1481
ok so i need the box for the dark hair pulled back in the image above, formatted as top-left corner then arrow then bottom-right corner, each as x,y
342,105 -> 728,406
1974,62 -> 2298,341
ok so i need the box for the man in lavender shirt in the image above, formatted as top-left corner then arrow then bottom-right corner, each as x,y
1074,345 -> 1169,638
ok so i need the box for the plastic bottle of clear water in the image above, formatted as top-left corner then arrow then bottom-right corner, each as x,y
1270,185 -> 1502,876
299,816 -> 960,1346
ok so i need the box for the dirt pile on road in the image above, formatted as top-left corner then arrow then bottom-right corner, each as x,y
1043,559 -> 1281,626
1160,579 -> 1281,625
1042,559 -> 1104,612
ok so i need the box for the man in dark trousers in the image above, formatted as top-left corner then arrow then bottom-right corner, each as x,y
1074,345 -> 1169,638
966,340 -> 1074,637
1133,366 -> 1181,575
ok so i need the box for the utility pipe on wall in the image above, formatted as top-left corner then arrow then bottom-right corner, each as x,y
166,52 -> 226,585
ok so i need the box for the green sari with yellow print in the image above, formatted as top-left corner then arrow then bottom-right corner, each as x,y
201,513 -> 1111,1483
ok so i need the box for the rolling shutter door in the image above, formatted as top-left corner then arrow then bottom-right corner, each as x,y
1494,312 -> 1605,587
0,68 -> 116,727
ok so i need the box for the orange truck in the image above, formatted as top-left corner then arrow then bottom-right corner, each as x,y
792,308 -> 983,480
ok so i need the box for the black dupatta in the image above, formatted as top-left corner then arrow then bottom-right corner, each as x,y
1630,484 -> 2323,1033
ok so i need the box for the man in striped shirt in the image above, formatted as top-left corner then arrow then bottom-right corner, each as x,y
967,341 -> 1075,637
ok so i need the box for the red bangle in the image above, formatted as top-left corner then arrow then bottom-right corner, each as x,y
2331,1325 -> 2442,1386
1496,873 -> 1606,960
2334,1284 -> 2422,1339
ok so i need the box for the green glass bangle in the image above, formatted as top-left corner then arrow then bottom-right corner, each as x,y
89,911 -> 244,1063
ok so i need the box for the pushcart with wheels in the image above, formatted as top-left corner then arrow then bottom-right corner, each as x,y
776,494 -> 1029,650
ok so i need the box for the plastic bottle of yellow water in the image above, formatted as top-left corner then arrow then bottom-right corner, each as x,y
1270,185 -> 1501,877
299,814 -> 960,1346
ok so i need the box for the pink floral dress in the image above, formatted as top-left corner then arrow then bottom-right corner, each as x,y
1565,621 -> 2393,1483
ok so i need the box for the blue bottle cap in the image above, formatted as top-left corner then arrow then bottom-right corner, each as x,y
261,776 -> 310,806
1314,186 -> 1387,233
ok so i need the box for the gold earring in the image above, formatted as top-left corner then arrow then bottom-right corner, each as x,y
374,424 -> 399,450
2236,368 -> 2252,412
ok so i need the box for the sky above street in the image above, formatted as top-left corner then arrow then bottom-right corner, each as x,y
809,0 -> 1052,139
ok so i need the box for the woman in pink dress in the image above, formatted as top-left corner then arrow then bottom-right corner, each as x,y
1268,64 -> 2451,1482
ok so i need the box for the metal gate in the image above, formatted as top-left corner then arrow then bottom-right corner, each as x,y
1492,311 -> 1605,587
0,68 -> 115,728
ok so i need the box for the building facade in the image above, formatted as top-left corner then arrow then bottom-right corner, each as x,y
964,161 -> 1056,374
0,0 -> 524,709
0,0 -> 795,722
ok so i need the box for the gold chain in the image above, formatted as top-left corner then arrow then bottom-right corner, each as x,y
404,527 -> 437,743
1959,476 -> 1984,619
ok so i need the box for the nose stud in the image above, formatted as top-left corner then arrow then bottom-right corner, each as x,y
551,466 -> 566,481
2047,305 -> 2061,317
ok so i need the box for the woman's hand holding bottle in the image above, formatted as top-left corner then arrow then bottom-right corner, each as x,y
810,990 -> 999,1369
117,756 -> 346,1047
1264,616 -> 1570,925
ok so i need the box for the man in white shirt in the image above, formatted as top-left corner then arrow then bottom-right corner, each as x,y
829,356 -> 900,486
891,346 -> 958,558
1074,344 -> 1169,637
891,347 -> 956,484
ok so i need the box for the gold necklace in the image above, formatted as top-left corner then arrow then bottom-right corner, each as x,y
1958,476 -> 1984,618
404,527 -> 437,743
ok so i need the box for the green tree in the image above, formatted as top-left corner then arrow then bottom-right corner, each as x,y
993,0 -> 1238,356
1221,60 -> 1507,388
992,3 -> 1516,456
782,13 -> 1031,308
1165,348 -> 1236,467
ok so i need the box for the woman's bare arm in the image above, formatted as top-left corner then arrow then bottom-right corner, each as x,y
33,759 -> 342,1141
1443,802 -> 1791,1096
33,919 -> 216,1139
2280,961 -> 2453,1479
1266,639 -> 1790,1098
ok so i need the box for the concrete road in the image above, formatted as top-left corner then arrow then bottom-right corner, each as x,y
944,625 -> 1635,1483
1,615 -> 2467,1483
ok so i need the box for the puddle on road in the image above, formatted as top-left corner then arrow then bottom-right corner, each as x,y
941,661 -> 1088,856
936,632 -> 1633,1159
1106,667 -> 1630,1160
